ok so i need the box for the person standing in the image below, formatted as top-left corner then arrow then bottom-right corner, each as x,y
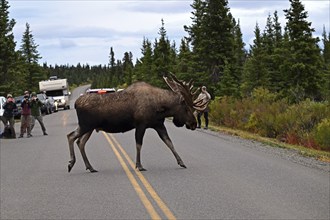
30,92 -> 48,135
19,91 -> 32,138
2,94 -> 17,138
196,86 -> 211,129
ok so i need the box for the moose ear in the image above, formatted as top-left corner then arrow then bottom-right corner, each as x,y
163,76 -> 179,93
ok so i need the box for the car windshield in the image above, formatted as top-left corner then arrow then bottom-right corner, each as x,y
15,96 -> 24,104
37,94 -> 46,100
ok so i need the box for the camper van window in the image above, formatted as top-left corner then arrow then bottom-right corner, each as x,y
45,90 -> 64,97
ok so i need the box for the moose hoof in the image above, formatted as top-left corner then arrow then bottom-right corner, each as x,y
179,163 -> 187,169
68,164 -> 74,173
136,165 -> 147,171
87,168 -> 98,173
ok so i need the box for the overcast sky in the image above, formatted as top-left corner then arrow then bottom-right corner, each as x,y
9,0 -> 330,66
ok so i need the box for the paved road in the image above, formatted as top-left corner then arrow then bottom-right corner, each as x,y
1,86 -> 329,219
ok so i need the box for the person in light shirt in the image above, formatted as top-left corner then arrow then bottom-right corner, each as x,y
196,86 -> 211,129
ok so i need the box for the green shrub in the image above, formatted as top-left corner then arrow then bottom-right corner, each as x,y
209,90 -> 330,151
210,96 -> 238,127
313,119 -> 330,151
210,96 -> 253,129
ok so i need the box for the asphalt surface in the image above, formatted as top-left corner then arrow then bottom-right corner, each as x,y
1,85 -> 329,219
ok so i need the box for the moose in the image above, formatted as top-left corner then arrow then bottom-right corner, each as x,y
67,74 -> 208,172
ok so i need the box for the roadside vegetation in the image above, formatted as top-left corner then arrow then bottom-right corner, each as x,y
1,0 -> 329,158
208,88 -> 330,161
210,88 -> 330,151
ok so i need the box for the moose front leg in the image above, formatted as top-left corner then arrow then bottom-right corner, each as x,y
135,126 -> 147,171
155,124 -> 187,168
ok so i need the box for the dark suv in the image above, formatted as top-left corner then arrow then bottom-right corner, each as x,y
13,95 -> 24,119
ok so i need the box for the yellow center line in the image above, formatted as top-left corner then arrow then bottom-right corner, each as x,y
102,132 -> 161,220
61,112 -> 68,127
108,133 -> 177,220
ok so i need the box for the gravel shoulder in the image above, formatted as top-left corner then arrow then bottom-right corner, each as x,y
198,128 -> 330,173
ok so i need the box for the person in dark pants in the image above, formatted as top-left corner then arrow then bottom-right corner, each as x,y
2,94 -> 17,138
196,86 -> 211,129
30,92 -> 48,135
19,91 -> 32,138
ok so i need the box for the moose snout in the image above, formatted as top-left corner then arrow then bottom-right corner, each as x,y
186,122 -> 197,130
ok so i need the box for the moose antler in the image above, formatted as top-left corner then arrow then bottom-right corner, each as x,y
163,73 -> 207,111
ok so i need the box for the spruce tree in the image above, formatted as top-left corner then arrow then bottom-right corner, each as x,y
152,19 -> 173,87
269,11 -> 284,93
176,38 -> 193,82
230,18 -> 246,97
122,51 -> 133,85
241,23 -> 268,96
134,37 -> 153,82
20,22 -> 44,92
321,27 -> 330,100
282,0 -> 324,101
0,0 -> 18,95
108,46 -> 116,83
203,0 -> 235,70
185,0 -> 241,96
184,0 -> 208,82
273,11 -> 282,47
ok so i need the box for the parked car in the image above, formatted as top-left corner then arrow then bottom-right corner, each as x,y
37,93 -> 52,115
13,95 -> 24,119
0,96 -> 6,118
47,96 -> 56,112
86,88 -> 116,94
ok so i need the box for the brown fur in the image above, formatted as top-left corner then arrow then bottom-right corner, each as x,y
67,81 -> 197,172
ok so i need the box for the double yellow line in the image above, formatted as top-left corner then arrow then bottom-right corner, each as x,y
102,132 -> 176,220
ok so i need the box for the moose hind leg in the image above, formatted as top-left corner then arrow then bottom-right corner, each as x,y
155,125 -> 186,168
67,127 -> 82,172
77,130 -> 97,173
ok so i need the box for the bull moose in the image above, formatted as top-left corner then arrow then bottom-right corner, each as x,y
67,74 -> 208,172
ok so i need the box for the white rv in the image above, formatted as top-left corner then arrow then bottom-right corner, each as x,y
39,76 -> 71,110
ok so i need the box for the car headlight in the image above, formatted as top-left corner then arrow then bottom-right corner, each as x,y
61,99 -> 66,103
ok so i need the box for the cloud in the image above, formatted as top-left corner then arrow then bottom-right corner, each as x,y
8,0 -> 330,65
59,39 -> 77,49
120,1 -> 191,13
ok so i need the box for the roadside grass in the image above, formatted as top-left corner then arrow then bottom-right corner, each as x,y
207,123 -> 330,163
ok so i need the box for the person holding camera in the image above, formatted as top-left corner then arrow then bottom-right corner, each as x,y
30,92 -> 48,136
196,86 -> 211,129
19,91 -> 32,138
2,94 -> 17,138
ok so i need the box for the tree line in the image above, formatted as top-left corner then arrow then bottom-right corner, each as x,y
1,0 -> 329,103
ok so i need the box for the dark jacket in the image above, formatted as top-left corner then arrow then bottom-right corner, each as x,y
21,99 -> 31,115
3,101 -> 17,118
30,99 -> 43,116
